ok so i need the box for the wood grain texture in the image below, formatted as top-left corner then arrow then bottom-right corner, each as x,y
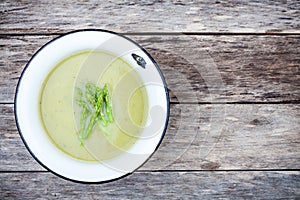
2,103 -> 299,171
1,1 -> 300,198
1,171 -> 299,199
1,35 -> 299,103
1,0 -> 300,34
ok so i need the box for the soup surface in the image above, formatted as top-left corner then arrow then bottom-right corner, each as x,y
40,51 -> 148,161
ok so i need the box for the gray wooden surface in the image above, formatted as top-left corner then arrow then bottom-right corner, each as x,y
1,0 -> 300,34
1,171 -> 299,199
1,0 -> 299,199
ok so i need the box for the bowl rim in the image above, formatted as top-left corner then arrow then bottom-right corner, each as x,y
14,29 -> 170,183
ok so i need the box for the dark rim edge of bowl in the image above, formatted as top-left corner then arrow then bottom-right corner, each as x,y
14,29 -> 170,184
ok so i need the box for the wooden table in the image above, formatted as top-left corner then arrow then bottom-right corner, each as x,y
1,1 -> 299,199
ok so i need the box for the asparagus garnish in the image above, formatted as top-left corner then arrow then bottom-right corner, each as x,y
103,84 -> 114,123
76,83 -> 114,144
76,88 -> 91,144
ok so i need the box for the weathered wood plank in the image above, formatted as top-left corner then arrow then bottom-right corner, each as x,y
1,171 -> 299,199
1,0 -> 300,34
1,103 -> 299,171
143,35 -> 300,103
0,35 -> 299,103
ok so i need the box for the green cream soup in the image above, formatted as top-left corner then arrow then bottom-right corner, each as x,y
40,51 -> 148,161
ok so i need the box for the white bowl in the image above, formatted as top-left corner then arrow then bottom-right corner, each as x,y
15,30 -> 169,183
